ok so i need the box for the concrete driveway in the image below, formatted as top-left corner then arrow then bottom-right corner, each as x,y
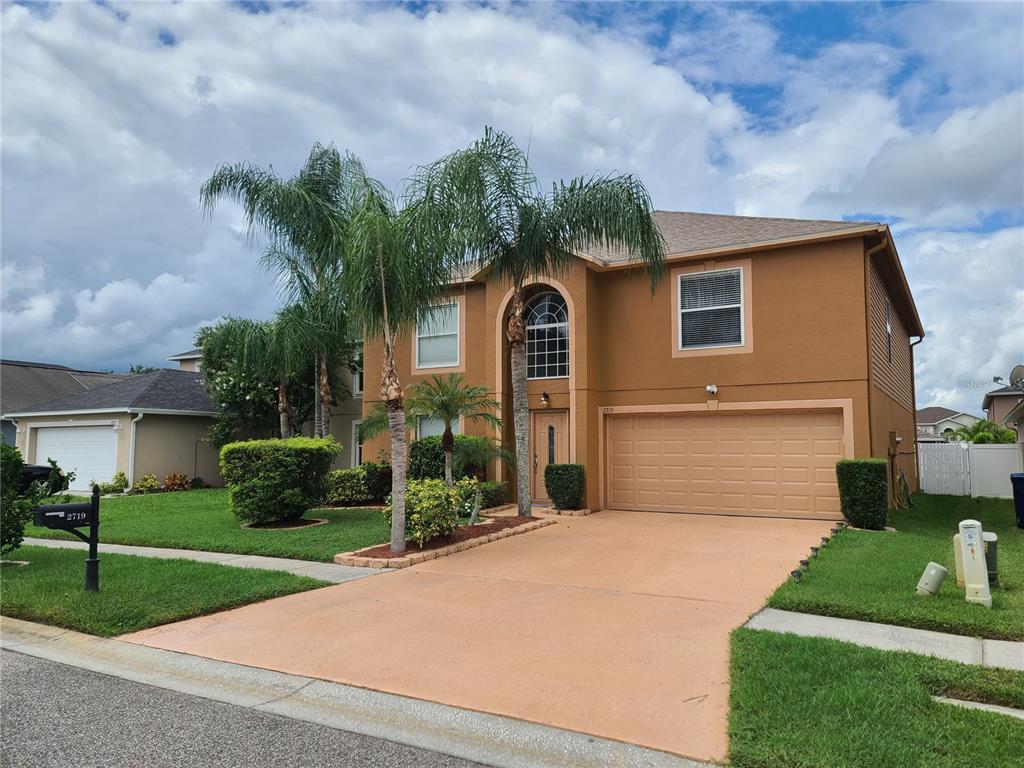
123,511 -> 831,762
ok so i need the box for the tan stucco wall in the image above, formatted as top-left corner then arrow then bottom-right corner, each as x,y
328,366 -> 364,468
988,395 -> 1024,427
364,235 -> 917,509
15,413 -> 132,473
133,414 -> 221,485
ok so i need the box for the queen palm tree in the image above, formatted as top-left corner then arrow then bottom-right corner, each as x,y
412,127 -> 666,515
405,374 -> 501,486
200,143 -> 359,438
343,165 -> 454,554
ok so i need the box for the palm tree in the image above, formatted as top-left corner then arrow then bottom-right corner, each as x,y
200,143 -> 359,438
343,164 -> 455,554
241,305 -> 312,439
412,127 -> 666,515
952,419 -> 1016,444
405,374 -> 501,485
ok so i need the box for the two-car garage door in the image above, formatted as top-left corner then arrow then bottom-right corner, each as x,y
34,426 -> 117,490
607,411 -> 844,520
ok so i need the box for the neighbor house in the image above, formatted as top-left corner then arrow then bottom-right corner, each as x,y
983,384 -> 1023,438
362,210 -> 924,519
167,348 -> 202,372
1,359 -> 129,445
4,369 -> 221,490
915,406 -> 980,442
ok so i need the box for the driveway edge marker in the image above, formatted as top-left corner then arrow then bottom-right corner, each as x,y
0,617 -> 714,768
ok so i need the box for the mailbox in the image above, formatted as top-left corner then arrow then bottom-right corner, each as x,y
32,486 -> 101,592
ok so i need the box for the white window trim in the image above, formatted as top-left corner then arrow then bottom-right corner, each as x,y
352,368 -> 363,396
415,302 -> 460,370
677,267 -> 745,351
351,419 -> 363,467
526,292 -> 570,381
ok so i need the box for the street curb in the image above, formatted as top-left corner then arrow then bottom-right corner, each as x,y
0,617 -> 715,768
745,608 -> 1024,671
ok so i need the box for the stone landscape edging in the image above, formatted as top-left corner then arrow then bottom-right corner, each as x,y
536,507 -> 594,517
334,517 -> 557,569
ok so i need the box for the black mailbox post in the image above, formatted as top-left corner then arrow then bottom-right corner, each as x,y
33,486 -> 101,591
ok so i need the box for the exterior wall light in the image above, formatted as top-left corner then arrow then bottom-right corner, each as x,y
705,384 -> 718,395
540,392 -> 550,408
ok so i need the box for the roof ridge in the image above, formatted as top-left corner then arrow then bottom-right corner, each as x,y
651,209 -> 879,226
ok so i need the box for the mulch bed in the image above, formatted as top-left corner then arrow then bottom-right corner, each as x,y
353,516 -> 538,559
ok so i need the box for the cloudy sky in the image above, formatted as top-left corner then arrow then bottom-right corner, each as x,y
2,1 -> 1021,414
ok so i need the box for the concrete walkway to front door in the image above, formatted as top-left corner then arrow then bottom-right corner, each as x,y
122,510 -> 832,763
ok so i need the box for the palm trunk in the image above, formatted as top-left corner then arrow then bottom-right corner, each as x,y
278,377 -> 292,439
319,358 -> 332,439
508,288 -> 531,517
441,427 -> 455,487
444,451 -> 453,486
313,354 -> 323,438
469,485 -> 482,525
382,350 -> 407,554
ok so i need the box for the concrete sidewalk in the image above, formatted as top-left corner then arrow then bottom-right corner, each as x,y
1,617 -> 711,768
746,607 -> 1024,671
21,537 -> 385,584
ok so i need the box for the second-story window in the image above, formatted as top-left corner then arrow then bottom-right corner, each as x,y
416,302 -> 459,369
526,292 -> 569,380
678,268 -> 743,349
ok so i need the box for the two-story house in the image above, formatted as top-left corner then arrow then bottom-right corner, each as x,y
362,211 -> 924,520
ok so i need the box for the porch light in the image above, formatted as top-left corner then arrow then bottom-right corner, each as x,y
540,392 -> 550,408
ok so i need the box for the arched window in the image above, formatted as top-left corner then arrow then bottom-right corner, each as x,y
525,291 -> 569,380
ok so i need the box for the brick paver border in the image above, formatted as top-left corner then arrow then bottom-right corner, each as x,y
334,517 -> 557,569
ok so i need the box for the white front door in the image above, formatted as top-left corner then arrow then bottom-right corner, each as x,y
34,426 -> 117,490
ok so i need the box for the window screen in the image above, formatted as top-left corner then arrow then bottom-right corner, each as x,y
678,269 -> 743,348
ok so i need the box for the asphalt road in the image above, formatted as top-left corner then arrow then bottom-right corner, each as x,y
0,650 -> 485,768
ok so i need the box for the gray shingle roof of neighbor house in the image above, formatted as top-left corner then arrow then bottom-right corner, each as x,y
167,348 -> 202,361
577,210 -> 880,263
915,406 -> 980,424
3,369 -> 216,417
982,385 -> 1024,410
0,359 -> 130,416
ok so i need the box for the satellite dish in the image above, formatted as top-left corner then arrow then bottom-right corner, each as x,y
1010,365 -> 1024,389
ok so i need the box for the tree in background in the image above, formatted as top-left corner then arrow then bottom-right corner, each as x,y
200,143 -> 359,438
952,419 -> 1017,444
343,162 -> 454,554
412,127 -> 666,516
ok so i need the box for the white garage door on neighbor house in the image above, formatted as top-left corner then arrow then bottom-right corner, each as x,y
34,426 -> 117,490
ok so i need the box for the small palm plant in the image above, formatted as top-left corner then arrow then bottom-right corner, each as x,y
952,419 -> 1016,444
413,127 -> 666,515
405,374 -> 501,486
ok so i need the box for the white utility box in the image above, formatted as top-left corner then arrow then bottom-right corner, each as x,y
958,520 -> 992,608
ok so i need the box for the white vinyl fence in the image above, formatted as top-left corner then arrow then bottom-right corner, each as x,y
918,442 -> 1023,498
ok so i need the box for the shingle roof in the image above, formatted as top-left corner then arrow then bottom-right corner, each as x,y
1,360 -> 129,416
3,369 -> 216,416
916,407 -> 964,424
167,348 -> 201,360
983,385 -> 1024,410
579,210 -> 879,264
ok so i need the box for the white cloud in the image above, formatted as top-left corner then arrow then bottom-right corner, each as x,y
0,0 -> 1021,414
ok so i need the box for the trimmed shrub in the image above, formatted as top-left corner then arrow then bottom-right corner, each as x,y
544,464 -> 585,510
835,459 -> 888,530
132,474 -> 161,494
163,473 -> 189,492
363,460 -> 392,503
453,477 -> 479,518
220,437 -> 339,524
408,435 -> 483,481
383,478 -> 459,547
479,480 -> 508,509
93,470 -> 129,496
327,466 -> 370,506
1,444 -> 40,555
189,476 -> 209,490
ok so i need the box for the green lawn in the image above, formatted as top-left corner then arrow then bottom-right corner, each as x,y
0,546 -> 325,636
27,489 -> 388,562
769,494 -> 1023,640
730,629 -> 1024,768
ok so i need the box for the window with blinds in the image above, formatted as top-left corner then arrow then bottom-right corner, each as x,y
678,268 -> 743,349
